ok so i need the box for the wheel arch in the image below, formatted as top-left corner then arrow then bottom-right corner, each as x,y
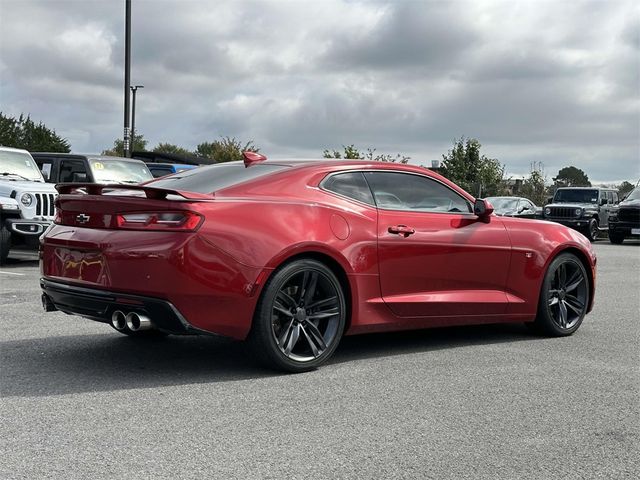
257,249 -> 354,333
546,246 -> 596,313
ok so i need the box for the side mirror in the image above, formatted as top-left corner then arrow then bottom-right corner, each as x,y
474,198 -> 494,219
600,198 -> 607,206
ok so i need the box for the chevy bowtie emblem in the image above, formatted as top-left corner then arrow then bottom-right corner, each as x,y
76,214 -> 91,224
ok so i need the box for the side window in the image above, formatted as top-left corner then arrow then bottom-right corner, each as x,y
612,192 -> 619,204
35,158 -> 56,183
59,160 -> 89,183
149,167 -> 172,178
322,172 -> 375,205
363,172 -> 472,213
606,192 -> 614,204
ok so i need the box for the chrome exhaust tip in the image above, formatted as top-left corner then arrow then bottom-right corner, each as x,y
111,310 -> 127,331
125,312 -> 152,331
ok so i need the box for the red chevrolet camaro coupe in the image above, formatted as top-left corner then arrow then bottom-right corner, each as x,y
40,153 -> 596,372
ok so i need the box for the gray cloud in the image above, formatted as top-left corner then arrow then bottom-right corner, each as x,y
0,0 -> 638,183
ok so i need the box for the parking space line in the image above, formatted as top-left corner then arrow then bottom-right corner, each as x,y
0,271 -> 25,276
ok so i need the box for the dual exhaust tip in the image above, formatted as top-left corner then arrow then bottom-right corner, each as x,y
111,310 -> 152,332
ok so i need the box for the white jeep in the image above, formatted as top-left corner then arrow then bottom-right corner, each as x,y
0,146 -> 58,264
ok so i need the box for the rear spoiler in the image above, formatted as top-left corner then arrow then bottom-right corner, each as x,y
55,183 -> 213,200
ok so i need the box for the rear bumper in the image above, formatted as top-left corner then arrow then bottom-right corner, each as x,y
40,278 -> 218,336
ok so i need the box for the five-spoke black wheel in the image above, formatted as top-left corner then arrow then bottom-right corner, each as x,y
532,252 -> 589,336
249,259 -> 346,372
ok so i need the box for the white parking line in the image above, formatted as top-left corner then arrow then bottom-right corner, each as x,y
0,271 -> 25,276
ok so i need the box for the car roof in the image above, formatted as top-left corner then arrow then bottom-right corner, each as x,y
31,153 -> 146,164
556,186 -> 614,190
0,146 -> 32,154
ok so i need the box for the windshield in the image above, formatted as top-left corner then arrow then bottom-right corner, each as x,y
485,197 -> 518,212
0,149 -> 44,181
553,189 -> 599,204
625,187 -> 639,201
89,159 -> 153,184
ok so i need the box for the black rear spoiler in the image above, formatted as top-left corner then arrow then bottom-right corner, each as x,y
55,183 -> 213,200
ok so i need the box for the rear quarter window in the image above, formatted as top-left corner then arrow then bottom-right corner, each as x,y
149,162 -> 289,193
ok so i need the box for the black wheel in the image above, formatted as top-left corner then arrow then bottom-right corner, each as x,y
248,259 -> 346,372
533,253 -> 589,336
608,231 -> 624,244
0,225 -> 10,265
585,218 -> 599,242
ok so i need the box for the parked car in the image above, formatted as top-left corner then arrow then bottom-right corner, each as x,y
608,186 -> 640,244
146,162 -> 198,178
484,196 -> 542,219
543,187 -> 619,242
31,153 -> 153,185
0,147 -> 57,264
41,154 -> 596,372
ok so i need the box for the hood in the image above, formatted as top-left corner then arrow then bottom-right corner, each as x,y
618,198 -> 640,208
546,202 -> 597,208
0,179 -> 58,196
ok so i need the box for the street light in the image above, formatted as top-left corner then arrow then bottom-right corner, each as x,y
130,85 -> 144,153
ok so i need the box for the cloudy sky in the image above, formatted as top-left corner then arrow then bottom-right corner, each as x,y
1,0 -> 638,182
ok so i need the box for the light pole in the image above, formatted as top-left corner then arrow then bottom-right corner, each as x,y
123,0 -> 132,157
130,85 -> 144,153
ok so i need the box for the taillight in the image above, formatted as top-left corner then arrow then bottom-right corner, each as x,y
115,211 -> 203,231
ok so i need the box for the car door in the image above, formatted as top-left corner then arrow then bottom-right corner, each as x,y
365,171 -> 512,318
599,191 -> 610,228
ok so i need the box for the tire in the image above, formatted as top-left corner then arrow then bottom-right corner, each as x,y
0,225 -> 10,266
248,259 -> 346,372
533,253 -> 589,336
608,231 -> 624,244
585,218 -> 599,242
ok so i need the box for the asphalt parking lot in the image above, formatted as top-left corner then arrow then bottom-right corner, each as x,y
1,242 -> 638,479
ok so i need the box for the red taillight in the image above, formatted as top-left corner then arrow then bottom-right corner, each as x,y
115,211 -> 203,231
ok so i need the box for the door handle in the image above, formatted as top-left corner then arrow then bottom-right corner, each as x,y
388,225 -> 415,237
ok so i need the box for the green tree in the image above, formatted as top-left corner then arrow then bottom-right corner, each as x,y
195,136 -> 259,163
553,166 -> 591,187
520,169 -> 547,206
152,143 -> 193,156
322,145 -> 410,163
102,134 -> 148,156
617,181 -> 636,199
0,112 -> 71,152
440,137 -> 505,196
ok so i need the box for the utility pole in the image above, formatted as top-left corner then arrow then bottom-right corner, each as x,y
130,85 -> 144,153
123,0 -> 132,157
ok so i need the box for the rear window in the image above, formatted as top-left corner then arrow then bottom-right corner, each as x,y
149,162 -> 289,193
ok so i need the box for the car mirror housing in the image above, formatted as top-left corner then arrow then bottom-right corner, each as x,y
474,198 -> 494,219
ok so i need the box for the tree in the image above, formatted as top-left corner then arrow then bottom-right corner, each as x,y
617,181 -> 636,199
152,143 -> 193,156
0,112 -> 71,152
553,166 -> 591,187
440,137 -> 505,196
102,134 -> 148,156
195,136 -> 259,163
520,165 -> 548,206
322,145 -> 410,163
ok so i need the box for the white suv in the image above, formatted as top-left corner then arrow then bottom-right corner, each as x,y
0,146 -> 58,264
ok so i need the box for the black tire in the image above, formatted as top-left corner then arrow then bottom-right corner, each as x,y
608,231 -> 624,244
585,218 -> 599,242
533,253 -> 589,336
0,225 -> 10,266
248,259 -> 346,372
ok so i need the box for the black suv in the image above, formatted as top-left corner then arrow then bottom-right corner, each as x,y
543,187 -> 618,242
608,186 -> 640,244
31,153 -> 153,185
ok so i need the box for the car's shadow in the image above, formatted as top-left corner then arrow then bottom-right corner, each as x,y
1,323 -> 540,398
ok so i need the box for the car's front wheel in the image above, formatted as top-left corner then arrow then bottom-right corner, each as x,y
249,259 -> 346,372
585,218 -> 599,242
532,252 -> 589,336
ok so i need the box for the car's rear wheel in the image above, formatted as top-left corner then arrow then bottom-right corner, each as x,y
249,259 -> 346,372
532,252 -> 589,336
608,231 -> 624,244
585,218 -> 599,242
